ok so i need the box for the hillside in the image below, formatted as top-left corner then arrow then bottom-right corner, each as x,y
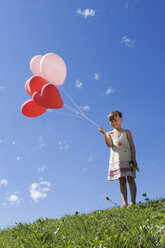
0,199 -> 164,247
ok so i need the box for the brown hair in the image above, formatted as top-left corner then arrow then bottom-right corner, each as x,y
108,110 -> 122,122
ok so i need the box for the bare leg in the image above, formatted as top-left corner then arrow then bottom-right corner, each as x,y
127,176 -> 137,205
119,177 -> 128,206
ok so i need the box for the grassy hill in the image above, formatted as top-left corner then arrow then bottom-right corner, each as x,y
0,199 -> 164,247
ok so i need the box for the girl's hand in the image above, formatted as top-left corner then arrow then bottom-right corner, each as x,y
98,127 -> 106,135
133,160 -> 140,171
133,160 -> 138,168
99,127 -> 113,147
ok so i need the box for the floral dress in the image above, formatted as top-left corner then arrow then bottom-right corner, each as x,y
108,129 -> 135,181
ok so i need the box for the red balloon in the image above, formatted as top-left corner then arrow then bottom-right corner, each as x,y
28,76 -> 48,95
33,84 -> 64,109
25,77 -> 33,97
21,99 -> 47,118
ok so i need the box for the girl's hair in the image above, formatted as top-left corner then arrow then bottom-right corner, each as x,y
108,110 -> 122,122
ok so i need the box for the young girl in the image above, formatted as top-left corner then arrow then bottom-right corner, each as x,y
99,110 -> 138,207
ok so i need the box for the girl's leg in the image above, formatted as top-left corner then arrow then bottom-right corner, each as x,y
119,177 -> 128,206
127,176 -> 137,205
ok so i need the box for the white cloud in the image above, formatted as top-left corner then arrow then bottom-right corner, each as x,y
7,193 -> 23,206
39,143 -> 45,149
38,136 -> 44,142
16,156 -> 21,161
106,87 -> 115,95
125,1 -> 129,9
38,136 -> 45,149
88,156 -> 96,162
0,179 -> 8,186
121,36 -> 135,48
37,165 -> 46,173
75,79 -> 83,89
76,8 -> 96,18
0,85 -> 5,90
94,73 -> 100,80
47,109 -> 53,113
58,140 -> 70,151
29,180 -> 51,203
9,195 -> 18,202
80,106 -> 90,111
12,141 -> 17,145
125,0 -> 141,9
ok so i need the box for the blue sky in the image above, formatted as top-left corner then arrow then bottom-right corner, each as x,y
0,0 -> 165,228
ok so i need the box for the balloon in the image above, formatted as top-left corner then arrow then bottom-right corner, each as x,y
40,53 -> 67,86
28,76 -> 48,95
21,99 -> 47,118
30,55 -> 43,76
33,84 -> 64,109
25,77 -> 33,97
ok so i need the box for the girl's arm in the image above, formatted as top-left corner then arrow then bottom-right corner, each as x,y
99,127 -> 113,147
105,132 -> 113,148
126,130 -> 136,161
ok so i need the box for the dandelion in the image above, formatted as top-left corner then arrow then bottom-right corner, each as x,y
142,193 -> 147,197
105,196 -> 118,206
75,211 -> 79,215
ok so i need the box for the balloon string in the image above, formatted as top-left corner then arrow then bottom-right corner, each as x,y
64,104 -> 99,127
61,87 -> 99,128
64,104 -> 83,116
80,114 -> 99,128
60,87 -> 86,116
53,110 -> 84,118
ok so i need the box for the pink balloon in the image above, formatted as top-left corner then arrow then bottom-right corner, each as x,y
40,53 -> 67,86
30,55 -> 43,76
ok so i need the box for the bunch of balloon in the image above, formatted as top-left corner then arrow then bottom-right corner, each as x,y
21,53 -> 67,118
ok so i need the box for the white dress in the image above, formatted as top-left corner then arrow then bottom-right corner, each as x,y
108,130 -> 136,181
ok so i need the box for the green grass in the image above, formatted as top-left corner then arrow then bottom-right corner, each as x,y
0,199 -> 165,247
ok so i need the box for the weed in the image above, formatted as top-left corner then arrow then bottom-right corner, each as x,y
0,199 -> 164,247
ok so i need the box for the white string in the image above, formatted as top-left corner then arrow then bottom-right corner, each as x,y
60,87 -> 99,128
64,104 -> 83,116
80,114 -> 99,128
53,110 -> 84,118
64,104 -> 99,127
60,87 -> 86,116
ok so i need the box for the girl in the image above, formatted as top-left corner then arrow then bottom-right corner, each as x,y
99,110 -> 138,207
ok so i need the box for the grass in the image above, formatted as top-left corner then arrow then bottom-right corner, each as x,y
0,199 -> 164,247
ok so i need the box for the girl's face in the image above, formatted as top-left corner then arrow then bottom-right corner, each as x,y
110,115 -> 122,129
